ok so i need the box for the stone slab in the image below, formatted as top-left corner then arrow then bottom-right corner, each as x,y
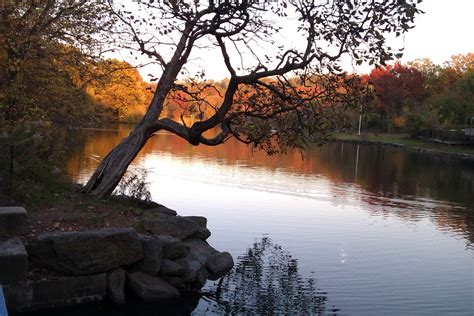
3,274 -> 106,313
28,228 -> 143,275
0,207 -> 27,236
0,237 -> 27,284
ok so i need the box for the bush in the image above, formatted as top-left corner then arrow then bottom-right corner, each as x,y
406,114 -> 428,137
114,168 -> 151,202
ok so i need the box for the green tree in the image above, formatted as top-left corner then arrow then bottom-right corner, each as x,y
0,0 -> 111,121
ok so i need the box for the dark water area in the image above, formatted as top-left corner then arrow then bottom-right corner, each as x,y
48,125 -> 474,315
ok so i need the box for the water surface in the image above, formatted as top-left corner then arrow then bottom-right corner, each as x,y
68,125 -> 474,315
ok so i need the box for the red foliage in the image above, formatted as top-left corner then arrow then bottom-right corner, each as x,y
369,62 -> 425,116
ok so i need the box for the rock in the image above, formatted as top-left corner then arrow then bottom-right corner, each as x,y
136,235 -> 162,276
107,268 -> 126,305
206,252 -> 234,278
147,206 -> 178,216
183,239 -> 218,265
143,214 -> 198,240
183,216 -> 207,228
28,228 -> 143,275
175,240 -> 218,287
185,217 -> 211,240
175,252 -> 204,284
191,228 -> 211,240
162,276 -> 186,289
160,259 -> 185,277
155,235 -> 189,259
0,237 -> 28,284
194,267 -> 209,289
0,207 -> 27,236
127,271 -> 180,302
4,274 -> 106,313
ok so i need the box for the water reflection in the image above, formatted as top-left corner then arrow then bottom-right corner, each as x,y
201,236 -> 337,315
66,125 -> 474,246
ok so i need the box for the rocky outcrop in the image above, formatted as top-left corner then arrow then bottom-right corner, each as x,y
4,274 -> 106,313
127,271 -> 180,301
156,235 -> 189,259
161,259 -> 186,277
147,205 -> 178,216
107,268 -> 126,305
2,205 -> 235,313
28,228 -> 143,275
142,213 -> 198,240
206,252 -> 234,278
185,216 -> 211,240
0,237 -> 28,284
0,206 -> 27,236
135,234 -> 162,276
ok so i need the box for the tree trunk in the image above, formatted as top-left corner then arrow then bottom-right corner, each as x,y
82,123 -> 153,198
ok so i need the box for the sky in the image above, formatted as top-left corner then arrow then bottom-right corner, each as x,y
121,1 -> 474,81
396,0 -> 474,65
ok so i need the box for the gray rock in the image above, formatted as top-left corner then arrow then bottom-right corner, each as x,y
0,237 -> 27,284
136,235 -> 162,276
155,235 -> 189,259
175,240 -> 218,288
143,214 -> 198,240
127,271 -> 180,302
160,259 -> 185,277
191,228 -> 211,240
28,228 -> 143,275
4,274 -> 106,313
107,268 -> 126,305
0,207 -> 27,236
206,252 -> 234,277
183,239 -> 218,265
162,276 -> 186,289
183,216 -> 207,228
175,252 -> 204,283
194,267 -> 209,289
147,206 -> 178,216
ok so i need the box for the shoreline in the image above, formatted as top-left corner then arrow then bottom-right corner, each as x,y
333,134 -> 474,161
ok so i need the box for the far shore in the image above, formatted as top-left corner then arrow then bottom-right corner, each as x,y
333,133 -> 474,160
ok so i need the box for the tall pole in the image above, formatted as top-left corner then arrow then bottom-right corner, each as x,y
358,103 -> 362,136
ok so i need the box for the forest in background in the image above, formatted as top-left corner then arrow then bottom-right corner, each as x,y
0,0 -> 472,130
1,37 -> 472,132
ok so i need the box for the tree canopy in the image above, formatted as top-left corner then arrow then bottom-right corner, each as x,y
80,0 -> 423,197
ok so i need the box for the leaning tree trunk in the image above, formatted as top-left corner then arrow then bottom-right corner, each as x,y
82,123 -> 154,198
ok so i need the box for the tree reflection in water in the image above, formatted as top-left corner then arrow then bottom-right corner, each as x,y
202,237 -> 338,315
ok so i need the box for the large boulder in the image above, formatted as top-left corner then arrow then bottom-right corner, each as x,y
146,206 -> 178,216
206,252 -> 234,278
127,271 -> 180,302
0,237 -> 28,284
183,239 -> 218,265
0,207 -> 27,236
136,235 -> 162,276
28,228 -> 143,275
142,214 -> 198,240
183,216 -> 207,228
185,216 -> 211,240
107,268 -> 126,305
160,259 -> 185,277
175,240 -> 218,287
175,253 -> 205,285
155,235 -> 189,259
4,274 -> 106,314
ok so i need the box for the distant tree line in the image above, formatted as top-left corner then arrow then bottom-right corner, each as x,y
360,54 -> 474,135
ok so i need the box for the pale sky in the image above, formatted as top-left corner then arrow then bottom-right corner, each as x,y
120,1 -> 474,81
396,0 -> 474,65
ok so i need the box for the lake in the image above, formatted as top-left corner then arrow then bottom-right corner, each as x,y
66,125 -> 473,315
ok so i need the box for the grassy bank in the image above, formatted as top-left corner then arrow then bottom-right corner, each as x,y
334,133 -> 474,158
